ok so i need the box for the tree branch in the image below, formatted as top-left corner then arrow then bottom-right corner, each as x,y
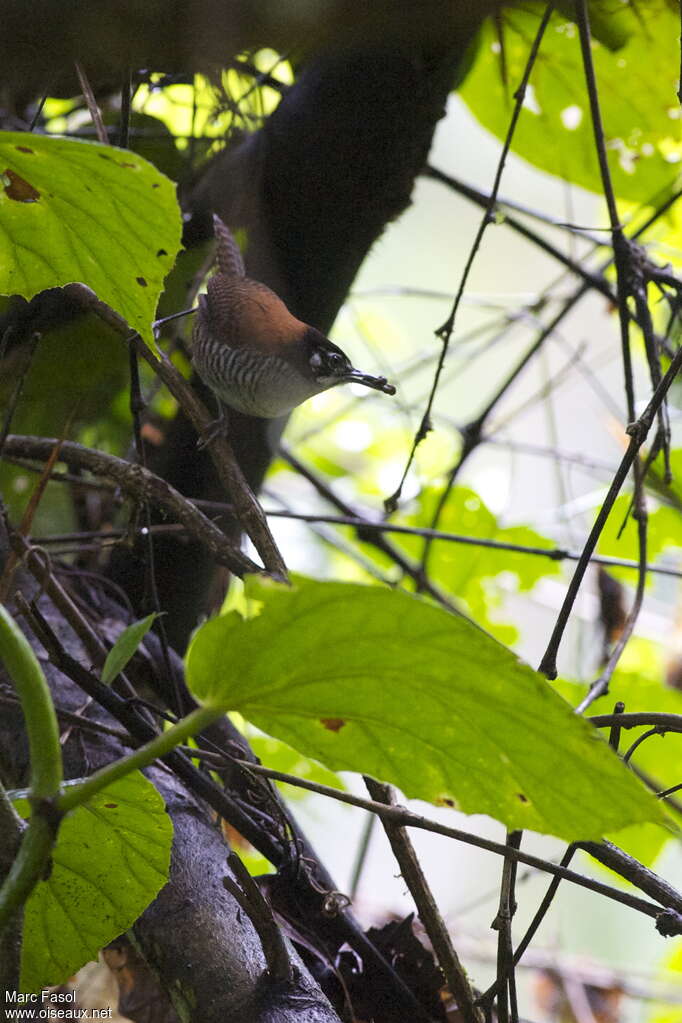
2,434 -> 259,578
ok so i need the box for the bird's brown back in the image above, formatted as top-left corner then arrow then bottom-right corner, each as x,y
205,275 -> 306,356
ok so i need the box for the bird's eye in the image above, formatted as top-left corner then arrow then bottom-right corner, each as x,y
327,352 -> 345,370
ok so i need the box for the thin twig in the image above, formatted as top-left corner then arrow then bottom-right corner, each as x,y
424,167 -> 614,301
588,711 -> 682,732
0,423 -> 74,602
478,845 -> 579,1009
385,2 -> 555,512
223,852 -> 294,985
12,540 -> 137,704
2,434 -> 259,578
28,90 -> 50,132
74,62 -> 108,144
424,165 -> 607,244
226,759 -> 680,927
0,331 -> 40,460
0,685 -> 133,746
492,830 -> 522,1023
127,340 -> 182,715
348,813 -> 376,901
62,283 -> 287,579
574,509 -> 648,712
622,727 -> 665,765
420,187 -> 682,575
571,0 -> 652,712
538,342 -> 682,678
20,597 -> 286,865
279,445 -> 466,618
29,511 -> 682,579
365,777 -> 482,1023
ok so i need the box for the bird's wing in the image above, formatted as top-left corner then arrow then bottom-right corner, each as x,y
212,213 -> 246,278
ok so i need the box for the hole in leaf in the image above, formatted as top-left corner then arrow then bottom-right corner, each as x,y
156,248 -> 168,257
104,803 -> 118,809
136,276 -> 148,287
2,168 -> 40,202
517,793 -> 529,803
15,145 -> 34,154
320,718 -> 345,732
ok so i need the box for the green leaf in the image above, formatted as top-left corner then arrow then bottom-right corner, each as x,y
101,613 -> 158,685
556,640 -> 682,867
0,132 -> 182,345
18,771 -> 171,991
597,494 -> 682,582
185,576 -> 663,842
390,487 -> 561,641
459,2 -> 682,203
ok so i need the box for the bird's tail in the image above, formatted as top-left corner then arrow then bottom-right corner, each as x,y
212,213 -> 246,278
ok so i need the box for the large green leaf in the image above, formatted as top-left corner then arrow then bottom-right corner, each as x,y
0,132 -> 182,344
459,2 -> 681,203
185,576 -> 663,842
17,772 -> 171,991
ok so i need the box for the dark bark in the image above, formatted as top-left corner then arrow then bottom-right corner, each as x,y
0,2 -> 497,103
0,527 -> 340,1021
110,36 -> 481,650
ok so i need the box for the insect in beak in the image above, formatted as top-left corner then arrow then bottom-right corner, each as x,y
342,369 -> 396,395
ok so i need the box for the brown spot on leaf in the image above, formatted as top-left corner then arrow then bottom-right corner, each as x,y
15,145 -> 34,154
104,803 -> 118,809
438,797 -> 455,808
151,182 -> 160,188
119,161 -> 137,168
98,153 -> 112,161
3,168 -> 40,202
320,718 -> 345,732
136,276 -> 148,287
517,793 -> 529,803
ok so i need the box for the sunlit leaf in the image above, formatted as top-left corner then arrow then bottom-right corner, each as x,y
460,2 -> 681,203
101,613 -> 158,685
185,576 -> 664,842
17,772 -> 171,991
0,132 -> 182,344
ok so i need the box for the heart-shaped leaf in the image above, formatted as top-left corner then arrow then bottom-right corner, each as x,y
0,132 -> 182,344
185,576 -> 664,842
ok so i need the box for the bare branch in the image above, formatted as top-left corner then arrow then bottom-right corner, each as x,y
2,434 -> 259,578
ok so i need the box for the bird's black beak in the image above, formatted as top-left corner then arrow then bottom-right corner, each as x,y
343,368 -> 396,395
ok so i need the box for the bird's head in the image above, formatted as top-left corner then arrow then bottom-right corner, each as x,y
306,332 -> 396,395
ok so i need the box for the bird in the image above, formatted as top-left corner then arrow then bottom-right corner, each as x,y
189,215 -> 396,432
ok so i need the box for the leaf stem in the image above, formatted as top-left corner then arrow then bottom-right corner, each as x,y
0,815 -> 57,931
0,605 -> 63,928
0,605 -> 62,801
57,705 -> 222,814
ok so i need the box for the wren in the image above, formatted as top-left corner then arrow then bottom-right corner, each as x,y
190,215 -> 396,423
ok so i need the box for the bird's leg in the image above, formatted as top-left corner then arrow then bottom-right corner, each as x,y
197,398 -> 230,450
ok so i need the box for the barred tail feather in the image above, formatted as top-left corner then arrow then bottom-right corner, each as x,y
212,213 -> 246,278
